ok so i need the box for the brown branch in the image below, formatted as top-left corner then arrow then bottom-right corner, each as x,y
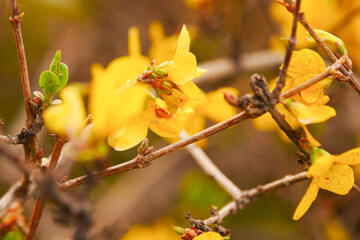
179,131 -> 242,199
273,0 -> 301,97
25,139 -> 66,240
0,143 -> 30,176
284,0 -> 360,96
280,59 -> 343,100
9,0 -> 32,127
9,0 -> 40,166
0,135 -> 12,144
203,171 -> 308,225
353,184 -> 360,194
59,64 -> 342,191
58,111 -> 249,190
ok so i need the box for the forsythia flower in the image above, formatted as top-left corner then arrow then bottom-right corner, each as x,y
148,21 -> 178,63
89,27 -> 149,139
177,87 -> 238,148
121,220 -> 180,240
253,49 -> 336,146
43,85 -> 86,138
193,232 -> 223,240
293,148 -> 360,220
108,25 -> 206,150
271,0 -> 360,68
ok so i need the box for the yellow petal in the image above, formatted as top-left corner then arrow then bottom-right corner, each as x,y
293,180 -> 320,220
147,99 -> 185,138
307,154 -> 336,178
107,113 -> 148,151
286,49 -> 326,80
106,28 -> 150,87
148,21 -> 178,63
162,25 -> 198,85
193,232 -> 223,240
317,164 -> 354,195
199,87 -> 238,123
43,86 -> 86,137
252,112 -> 278,131
291,102 -> 336,124
335,147 -> 360,165
301,124 -> 321,147
90,65 -> 147,138
179,80 -> 206,102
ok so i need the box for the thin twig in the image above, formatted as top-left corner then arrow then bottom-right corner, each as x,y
284,0 -> 360,95
0,135 -> 12,144
26,140 -> 66,240
59,65 -> 341,190
353,184 -> 360,194
179,131 -> 242,199
9,0 -> 40,166
280,60 -> 343,100
0,143 -> 30,176
273,0 -> 301,97
204,171 -> 308,225
58,111 -> 249,190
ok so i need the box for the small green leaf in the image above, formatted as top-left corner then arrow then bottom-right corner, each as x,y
39,70 -> 60,105
4,230 -> 24,240
173,226 -> 185,236
58,63 -> 69,90
49,50 -> 62,75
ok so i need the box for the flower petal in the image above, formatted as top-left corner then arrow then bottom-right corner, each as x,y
43,86 -> 86,137
308,154 -> 336,178
317,164 -> 354,195
293,180 -> 320,220
335,147 -> 360,165
193,232 -> 223,240
147,99 -> 185,138
162,25 -> 198,85
291,102 -> 336,124
301,124 -> 321,147
107,113 -> 148,151
199,87 -> 238,123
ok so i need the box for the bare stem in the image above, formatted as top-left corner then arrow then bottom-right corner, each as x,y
280,60 -> 342,100
59,66 -> 340,191
25,140 -> 66,240
204,171 -> 308,225
284,0 -> 360,95
9,0 -> 40,166
273,0 -> 301,97
58,111 -> 249,190
179,131 -> 242,199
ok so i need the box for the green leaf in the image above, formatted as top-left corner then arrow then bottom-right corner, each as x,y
49,50 -> 62,75
39,70 -> 60,104
58,63 -> 69,90
4,230 -> 24,240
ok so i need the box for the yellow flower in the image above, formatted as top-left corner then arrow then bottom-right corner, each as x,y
89,27 -> 149,139
253,49 -> 335,147
293,148 -> 360,220
193,232 -> 223,240
271,0 -> 360,68
160,25 -> 206,85
270,0 -> 345,50
148,21 -> 178,63
43,85 -> 86,138
107,25 -> 206,151
121,219 -> 180,240
180,87 -> 238,148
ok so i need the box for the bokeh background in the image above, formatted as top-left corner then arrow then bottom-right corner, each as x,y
0,0 -> 360,239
